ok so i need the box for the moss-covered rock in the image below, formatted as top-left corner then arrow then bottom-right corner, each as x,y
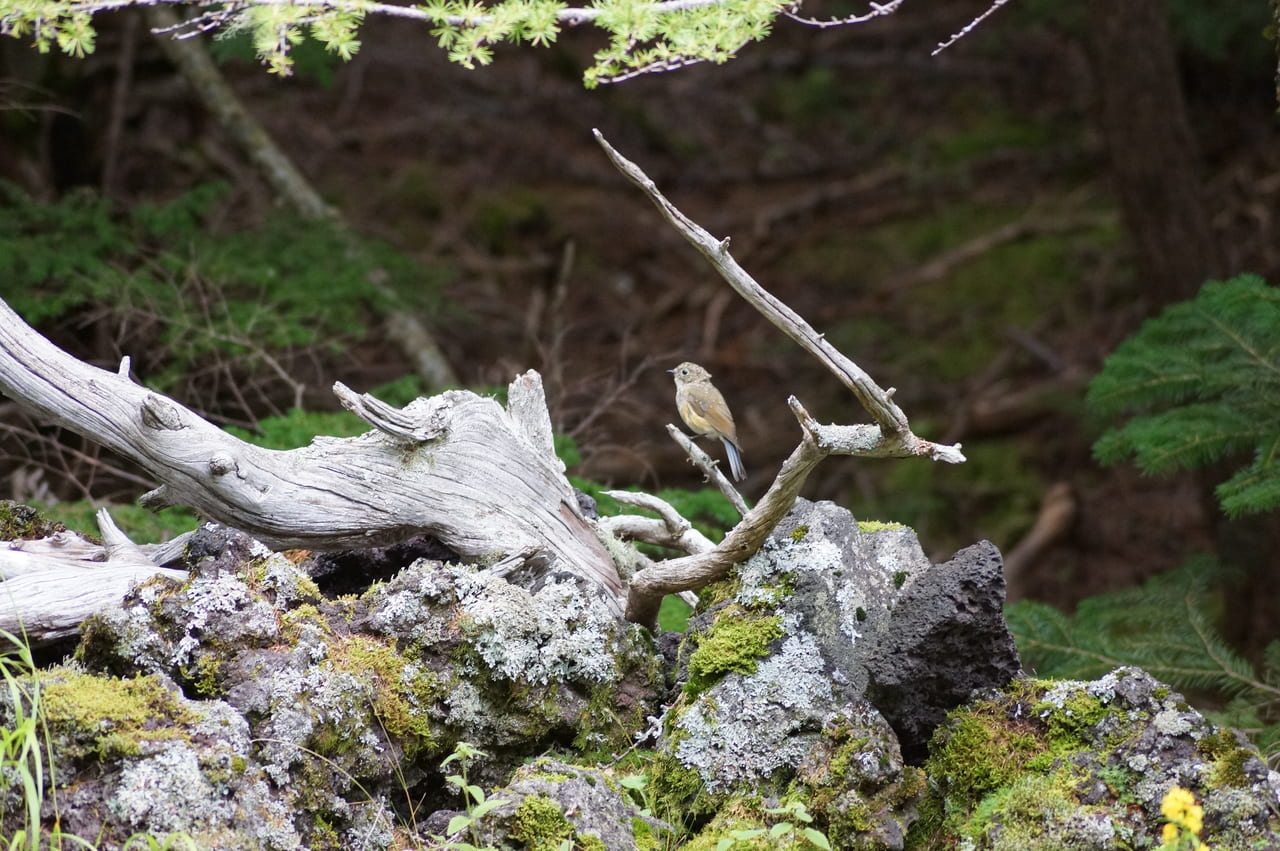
654,498 -> 974,849
60,523 -> 667,848
450,758 -> 671,851
910,668 -> 1280,850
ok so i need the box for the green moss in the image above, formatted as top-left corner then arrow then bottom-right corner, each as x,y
905,791 -> 946,849
1199,727 -> 1254,787
958,771 -> 1082,850
577,833 -> 607,851
40,670 -> 197,761
650,749 -> 713,826
631,816 -> 660,851
181,653 -> 225,698
926,698 -> 1049,807
1033,692 -> 1108,747
697,575 -> 742,611
857,520 -> 905,533
892,571 -> 908,589
327,634 -> 443,759
684,607 -> 784,697
789,524 -> 810,542
0,500 -> 67,540
676,802 -> 773,851
509,794 -> 574,851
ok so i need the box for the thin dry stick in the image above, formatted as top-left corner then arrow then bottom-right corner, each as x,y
593,129 -> 964,465
592,131 -> 963,625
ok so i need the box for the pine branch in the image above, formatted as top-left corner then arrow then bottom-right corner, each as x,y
1088,274 -> 1280,516
1007,558 -> 1280,703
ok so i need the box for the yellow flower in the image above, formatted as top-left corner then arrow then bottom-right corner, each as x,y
1161,786 -> 1196,821
1162,823 -> 1179,844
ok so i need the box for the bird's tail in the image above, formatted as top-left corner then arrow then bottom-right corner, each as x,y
722,438 -> 747,483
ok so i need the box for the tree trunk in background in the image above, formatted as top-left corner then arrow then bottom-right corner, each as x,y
1085,0 -> 1226,302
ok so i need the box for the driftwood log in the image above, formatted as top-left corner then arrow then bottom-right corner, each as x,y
0,299 -> 622,627
0,133 -> 964,640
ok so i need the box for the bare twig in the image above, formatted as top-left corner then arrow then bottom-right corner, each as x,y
666,426 -> 750,517
593,131 -> 964,625
600,490 -> 715,555
783,0 -> 905,28
593,129 -> 964,465
932,0 -> 1012,56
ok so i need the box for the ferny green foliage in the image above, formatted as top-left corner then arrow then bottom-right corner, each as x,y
0,181 -> 444,394
1087,274 -> 1280,517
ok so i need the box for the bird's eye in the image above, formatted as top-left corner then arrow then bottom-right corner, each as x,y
680,369 -> 688,375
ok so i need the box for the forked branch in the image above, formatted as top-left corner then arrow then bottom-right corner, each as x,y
592,131 -> 964,625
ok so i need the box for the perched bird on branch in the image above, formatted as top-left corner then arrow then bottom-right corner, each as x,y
669,361 -> 746,482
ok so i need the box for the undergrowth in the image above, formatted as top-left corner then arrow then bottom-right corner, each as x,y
1011,274 -> 1280,761
0,180 -> 447,396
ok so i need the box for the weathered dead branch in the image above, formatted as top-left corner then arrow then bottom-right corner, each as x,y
592,131 -> 964,625
0,298 -> 622,627
0,511 -> 188,642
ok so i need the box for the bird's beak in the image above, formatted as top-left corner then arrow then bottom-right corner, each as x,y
666,369 -> 675,374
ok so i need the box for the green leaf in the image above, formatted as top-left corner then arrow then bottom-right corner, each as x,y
446,813 -> 473,835
469,797 -> 510,818
802,827 -> 833,850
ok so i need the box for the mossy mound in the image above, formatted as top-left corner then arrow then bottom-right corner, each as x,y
910,668 -> 1280,850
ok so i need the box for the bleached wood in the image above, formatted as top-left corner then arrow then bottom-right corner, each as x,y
600,490 -> 715,555
0,298 -> 623,621
594,129 -> 964,466
591,131 -> 965,624
0,519 -> 187,643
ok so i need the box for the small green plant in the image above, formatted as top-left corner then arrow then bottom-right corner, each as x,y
0,628 -> 195,850
716,800 -> 832,850
438,742 -> 510,851
0,629 -> 49,851
617,772 -> 654,818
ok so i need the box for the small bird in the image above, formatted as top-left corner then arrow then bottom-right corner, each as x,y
669,361 -> 746,482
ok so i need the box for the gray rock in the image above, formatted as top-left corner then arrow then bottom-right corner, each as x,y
660,498 -> 1016,847
469,758 -> 671,850
867,539 -> 1023,762
66,524 -> 666,848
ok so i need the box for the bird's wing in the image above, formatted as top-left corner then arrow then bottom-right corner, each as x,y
691,389 -> 739,444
